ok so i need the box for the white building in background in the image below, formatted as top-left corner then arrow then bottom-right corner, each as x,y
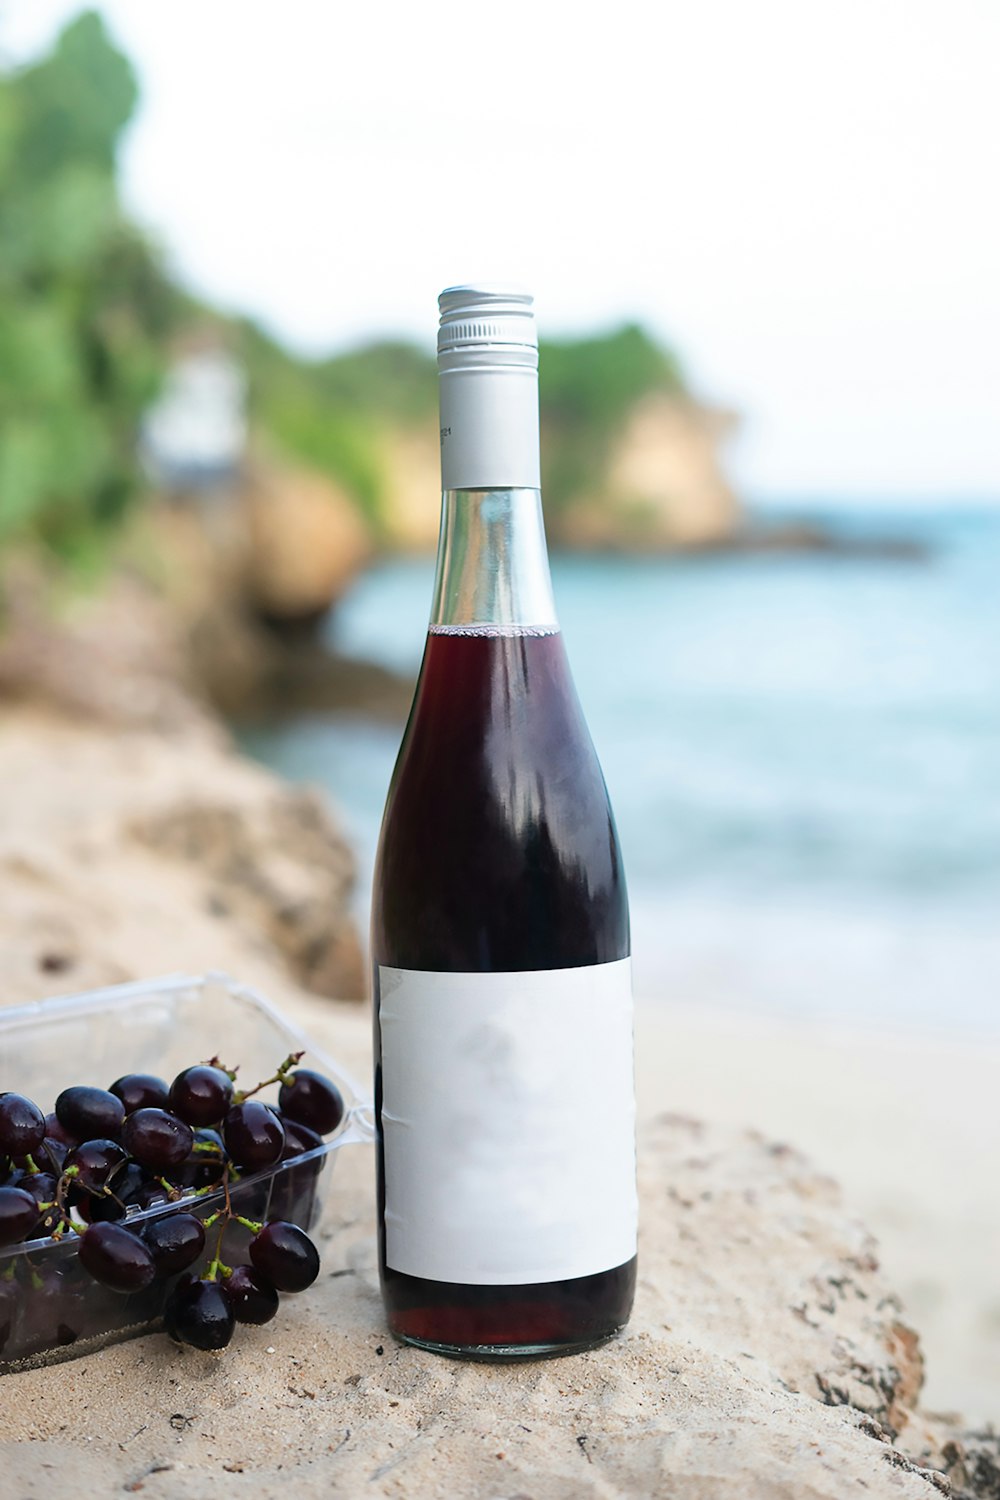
142,347 -> 248,491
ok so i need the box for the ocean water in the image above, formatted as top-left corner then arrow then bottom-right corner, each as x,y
240,509 -> 1000,1033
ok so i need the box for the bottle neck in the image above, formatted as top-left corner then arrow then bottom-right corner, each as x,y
429,489 -> 558,633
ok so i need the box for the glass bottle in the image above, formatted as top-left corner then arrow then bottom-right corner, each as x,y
371,285 -> 636,1359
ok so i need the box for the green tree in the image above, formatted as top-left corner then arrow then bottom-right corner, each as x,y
0,11 -> 174,560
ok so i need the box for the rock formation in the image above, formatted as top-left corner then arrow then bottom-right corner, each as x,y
561,394 -> 741,549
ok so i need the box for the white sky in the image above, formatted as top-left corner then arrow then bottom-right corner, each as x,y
3,0 -> 999,502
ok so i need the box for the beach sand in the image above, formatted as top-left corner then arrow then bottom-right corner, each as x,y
635,999 -> 1000,1424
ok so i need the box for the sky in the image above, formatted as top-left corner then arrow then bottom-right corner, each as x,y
3,0 -> 999,503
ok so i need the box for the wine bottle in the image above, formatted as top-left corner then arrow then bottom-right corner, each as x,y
371,284 -> 636,1359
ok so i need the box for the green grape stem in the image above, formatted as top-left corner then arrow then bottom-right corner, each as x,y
232,1051 -> 305,1105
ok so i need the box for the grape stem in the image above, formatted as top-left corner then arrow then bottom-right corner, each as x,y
232,1051 -> 304,1105
205,1054 -> 239,1083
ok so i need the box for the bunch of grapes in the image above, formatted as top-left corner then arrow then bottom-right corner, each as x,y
0,1054 -> 344,1357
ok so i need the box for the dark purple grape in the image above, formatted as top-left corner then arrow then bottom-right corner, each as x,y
43,1112 -> 77,1148
83,1162 -> 150,1223
279,1119 -> 323,1160
168,1066 -> 233,1128
16,1170 -> 60,1238
109,1073 -> 169,1114
223,1102 -> 284,1170
278,1070 -> 345,1136
223,1264 -> 279,1325
55,1087 -> 125,1142
0,1276 -> 19,1353
164,1277 -> 235,1350
0,1093 -> 46,1158
143,1212 -> 206,1274
249,1220 -> 320,1292
78,1222 -> 156,1293
0,1186 -> 39,1246
42,1136 -> 69,1173
122,1108 -> 193,1171
64,1139 -> 128,1195
18,1171 -> 57,1209
30,1268 -> 84,1347
174,1128 -> 226,1189
133,1179 -> 171,1210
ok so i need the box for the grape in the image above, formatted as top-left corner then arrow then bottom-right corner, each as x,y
64,1139 -> 128,1195
121,1108 -> 193,1171
78,1222 -> 156,1293
30,1268 -> 85,1347
175,1128 -> 227,1189
15,1171 -> 60,1238
133,1179 -> 172,1210
249,1220 -> 320,1292
164,1277 -> 235,1350
0,1186 -> 40,1246
41,1136 -> 69,1173
83,1162 -> 150,1224
143,1212 -> 206,1274
0,1093 -> 46,1158
278,1070 -> 345,1136
168,1066 -> 233,1127
279,1119 -> 323,1160
223,1265 -> 279,1325
55,1087 -> 125,1142
223,1101 -> 284,1170
18,1171 -> 57,1209
43,1112 -> 77,1148
109,1073 -> 169,1114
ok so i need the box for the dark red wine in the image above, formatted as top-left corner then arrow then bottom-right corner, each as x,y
372,627 -> 635,1356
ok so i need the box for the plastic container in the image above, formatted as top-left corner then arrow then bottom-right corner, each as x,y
0,972 -> 374,1372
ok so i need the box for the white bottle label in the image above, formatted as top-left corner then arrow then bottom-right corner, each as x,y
378,958 -> 637,1285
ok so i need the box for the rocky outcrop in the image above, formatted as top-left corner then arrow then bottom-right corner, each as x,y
241,463 -> 372,623
364,397 -> 742,554
557,394 -> 741,549
0,707 -> 364,1002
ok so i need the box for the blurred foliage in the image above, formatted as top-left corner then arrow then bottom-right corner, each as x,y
242,321 -> 684,524
0,11 -> 177,562
235,323 -> 433,526
540,324 -> 684,510
0,9 -> 686,558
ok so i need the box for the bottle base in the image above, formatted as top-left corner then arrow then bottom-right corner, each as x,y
391,1325 -> 627,1363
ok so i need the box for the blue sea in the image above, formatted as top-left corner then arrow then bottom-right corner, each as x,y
241,508 -> 1000,1034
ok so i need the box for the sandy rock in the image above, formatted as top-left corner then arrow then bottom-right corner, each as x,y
553,395 -> 741,550
0,710 -> 364,1003
0,562 -> 213,735
243,464 -> 372,622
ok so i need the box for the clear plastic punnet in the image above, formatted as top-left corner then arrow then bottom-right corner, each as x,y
0,972 -> 374,1372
